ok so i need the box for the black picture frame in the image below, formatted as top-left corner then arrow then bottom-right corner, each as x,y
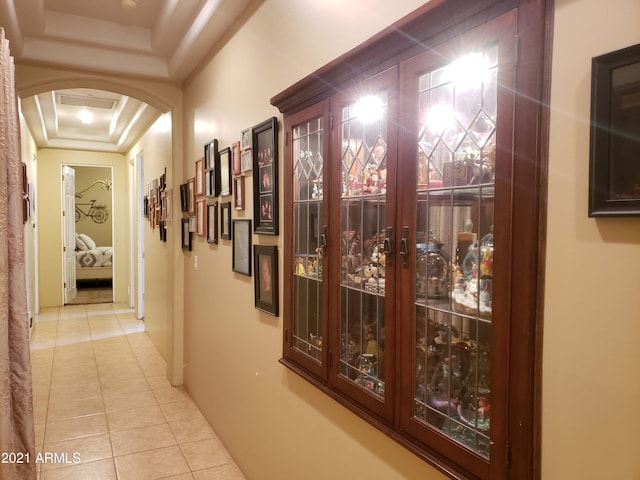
232,219 -> 252,276
252,117 -> 279,235
207,202 -> 218,244
254,245 -> 278,316
205,138 -> 220,197
219,146 -> 232,197
181,218 -> 192,251
179,183 -> 188,212
589,43 -> 640,216
220,201 -> 232,240
204,138 -> 218,170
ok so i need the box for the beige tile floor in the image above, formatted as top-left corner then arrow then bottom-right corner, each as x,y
30,302 -> 246,480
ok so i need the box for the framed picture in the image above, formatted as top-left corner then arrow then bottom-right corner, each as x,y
254,245 -> 279,316
204,138 -> 218,170
234,176 -> 245,210
232,141 -> 241,175
187,178 -> 195,214
241,127 -> 252,150
207,202 -> 218,244
181,218 -> 192,251
219,146 -> 232,196
195,158 -> 205,196
252,117 -> 279,235
589,43 -> 640,216
220,201 -> 232,240
241,149 -> 252,173
159,221 -> 167,242
232,219 -> 252,276
196,198 -> 207,236
180,183 -> 188,212
188,216 -> 196,233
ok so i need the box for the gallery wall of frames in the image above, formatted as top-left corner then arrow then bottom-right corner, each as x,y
179,117 -> 280,316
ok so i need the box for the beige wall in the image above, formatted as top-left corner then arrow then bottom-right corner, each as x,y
543,0 -> 640,478
181,1 -> 450,479
37,149 -> 127,307
126,113 -> 173,360
74,166 -> 113,247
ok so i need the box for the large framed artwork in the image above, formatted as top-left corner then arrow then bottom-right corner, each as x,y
252,117 -> 279,235
589,43 -> 640,216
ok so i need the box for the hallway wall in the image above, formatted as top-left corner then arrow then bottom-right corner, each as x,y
181,1 -> 640,480
126,113 -> 173,361
181,1 -> 450,480
37,149 -> 128,307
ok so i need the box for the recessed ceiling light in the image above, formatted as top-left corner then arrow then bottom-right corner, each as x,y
121,0 -> 139,9
78,110 -> 94,125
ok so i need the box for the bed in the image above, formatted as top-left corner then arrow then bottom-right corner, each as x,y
75,233 -> 113,281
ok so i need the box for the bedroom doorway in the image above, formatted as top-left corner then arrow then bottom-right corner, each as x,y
66,165 -> 114,305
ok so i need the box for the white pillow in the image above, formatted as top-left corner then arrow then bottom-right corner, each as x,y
77,233 -> 96,250
76,234 -> 88,251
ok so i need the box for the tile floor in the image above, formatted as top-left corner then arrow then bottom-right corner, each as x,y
30,302 -> 246,480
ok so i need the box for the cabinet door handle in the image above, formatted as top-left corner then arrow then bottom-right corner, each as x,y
319,225 -> 328,256
383,227 -> 392,265
400,227 -> 409,266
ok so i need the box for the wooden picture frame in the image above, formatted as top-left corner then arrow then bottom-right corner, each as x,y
195,157 -> 205,196
220,201 -> 232,240
234,175 -> 245,211
207,202 -> 218,244
232,141 -> 241,176
219,147 -> 232,197
254,245 -> 278,316
590,43 -> 640,216
181,218 -> 192,251
252,117 -> 279,235
232,219 -> 252,276
187,178 -> 195,215
196,198 -> 207,236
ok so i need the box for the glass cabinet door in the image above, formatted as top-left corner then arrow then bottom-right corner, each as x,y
330,68 -> 397,419
283,100 -> 330,380
399,13 -> 516,475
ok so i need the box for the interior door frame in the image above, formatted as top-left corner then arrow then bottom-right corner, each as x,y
62,163 -> 115,304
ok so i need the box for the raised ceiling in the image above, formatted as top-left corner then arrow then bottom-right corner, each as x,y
0,0 -> 254,152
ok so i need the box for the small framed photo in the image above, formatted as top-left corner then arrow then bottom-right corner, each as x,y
254,245 -> 279,316
180,183 -> 188,212
182,218 -> 192,251
188,216 -> 196,233
187,178 -> 195,215
234,176 -> 245,211
241,128 -> 252,150
195,158 -> 205,196
241,150 -> 252,173
220,201 -> 232,240
232,219 -> 252,276
252,117 -> 279,235
159,221 -> 167,242
219,147 -> 232,197
204,138 -> 218,170
232,141 -> 241,176
207,202 -> 218,244
196,198 -> 207,236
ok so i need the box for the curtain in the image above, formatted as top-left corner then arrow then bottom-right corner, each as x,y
0,29 -> 36,480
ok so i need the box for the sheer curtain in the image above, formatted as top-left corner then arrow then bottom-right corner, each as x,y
0,29 -> 36,480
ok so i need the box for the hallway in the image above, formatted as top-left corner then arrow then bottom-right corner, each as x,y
30,303 -> 246,480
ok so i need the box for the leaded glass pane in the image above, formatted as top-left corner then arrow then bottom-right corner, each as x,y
413,45 -> 498,458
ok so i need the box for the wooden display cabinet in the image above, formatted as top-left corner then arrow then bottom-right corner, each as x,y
275,0 -> 550,478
